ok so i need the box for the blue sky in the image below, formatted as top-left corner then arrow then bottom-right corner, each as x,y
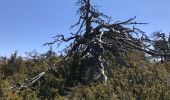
0,0 -> 170,57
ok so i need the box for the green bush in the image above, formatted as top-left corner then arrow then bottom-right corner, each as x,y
71,63 -> 170,100
1,52 -> 170,100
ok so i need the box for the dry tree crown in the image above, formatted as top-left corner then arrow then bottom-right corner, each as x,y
44,0 -> 170,84
11,0 -> 170,90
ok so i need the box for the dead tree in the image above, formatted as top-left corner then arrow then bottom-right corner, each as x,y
10,0 -> 170,90
25,50 -> 40,62
44,0 -> 170,84
152,31 -> 170,62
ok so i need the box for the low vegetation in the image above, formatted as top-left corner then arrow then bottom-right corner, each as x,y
1,0 -> 170,99
0,52 -> 170,99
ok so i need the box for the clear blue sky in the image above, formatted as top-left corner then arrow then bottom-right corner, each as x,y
0,0 -> 170,57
